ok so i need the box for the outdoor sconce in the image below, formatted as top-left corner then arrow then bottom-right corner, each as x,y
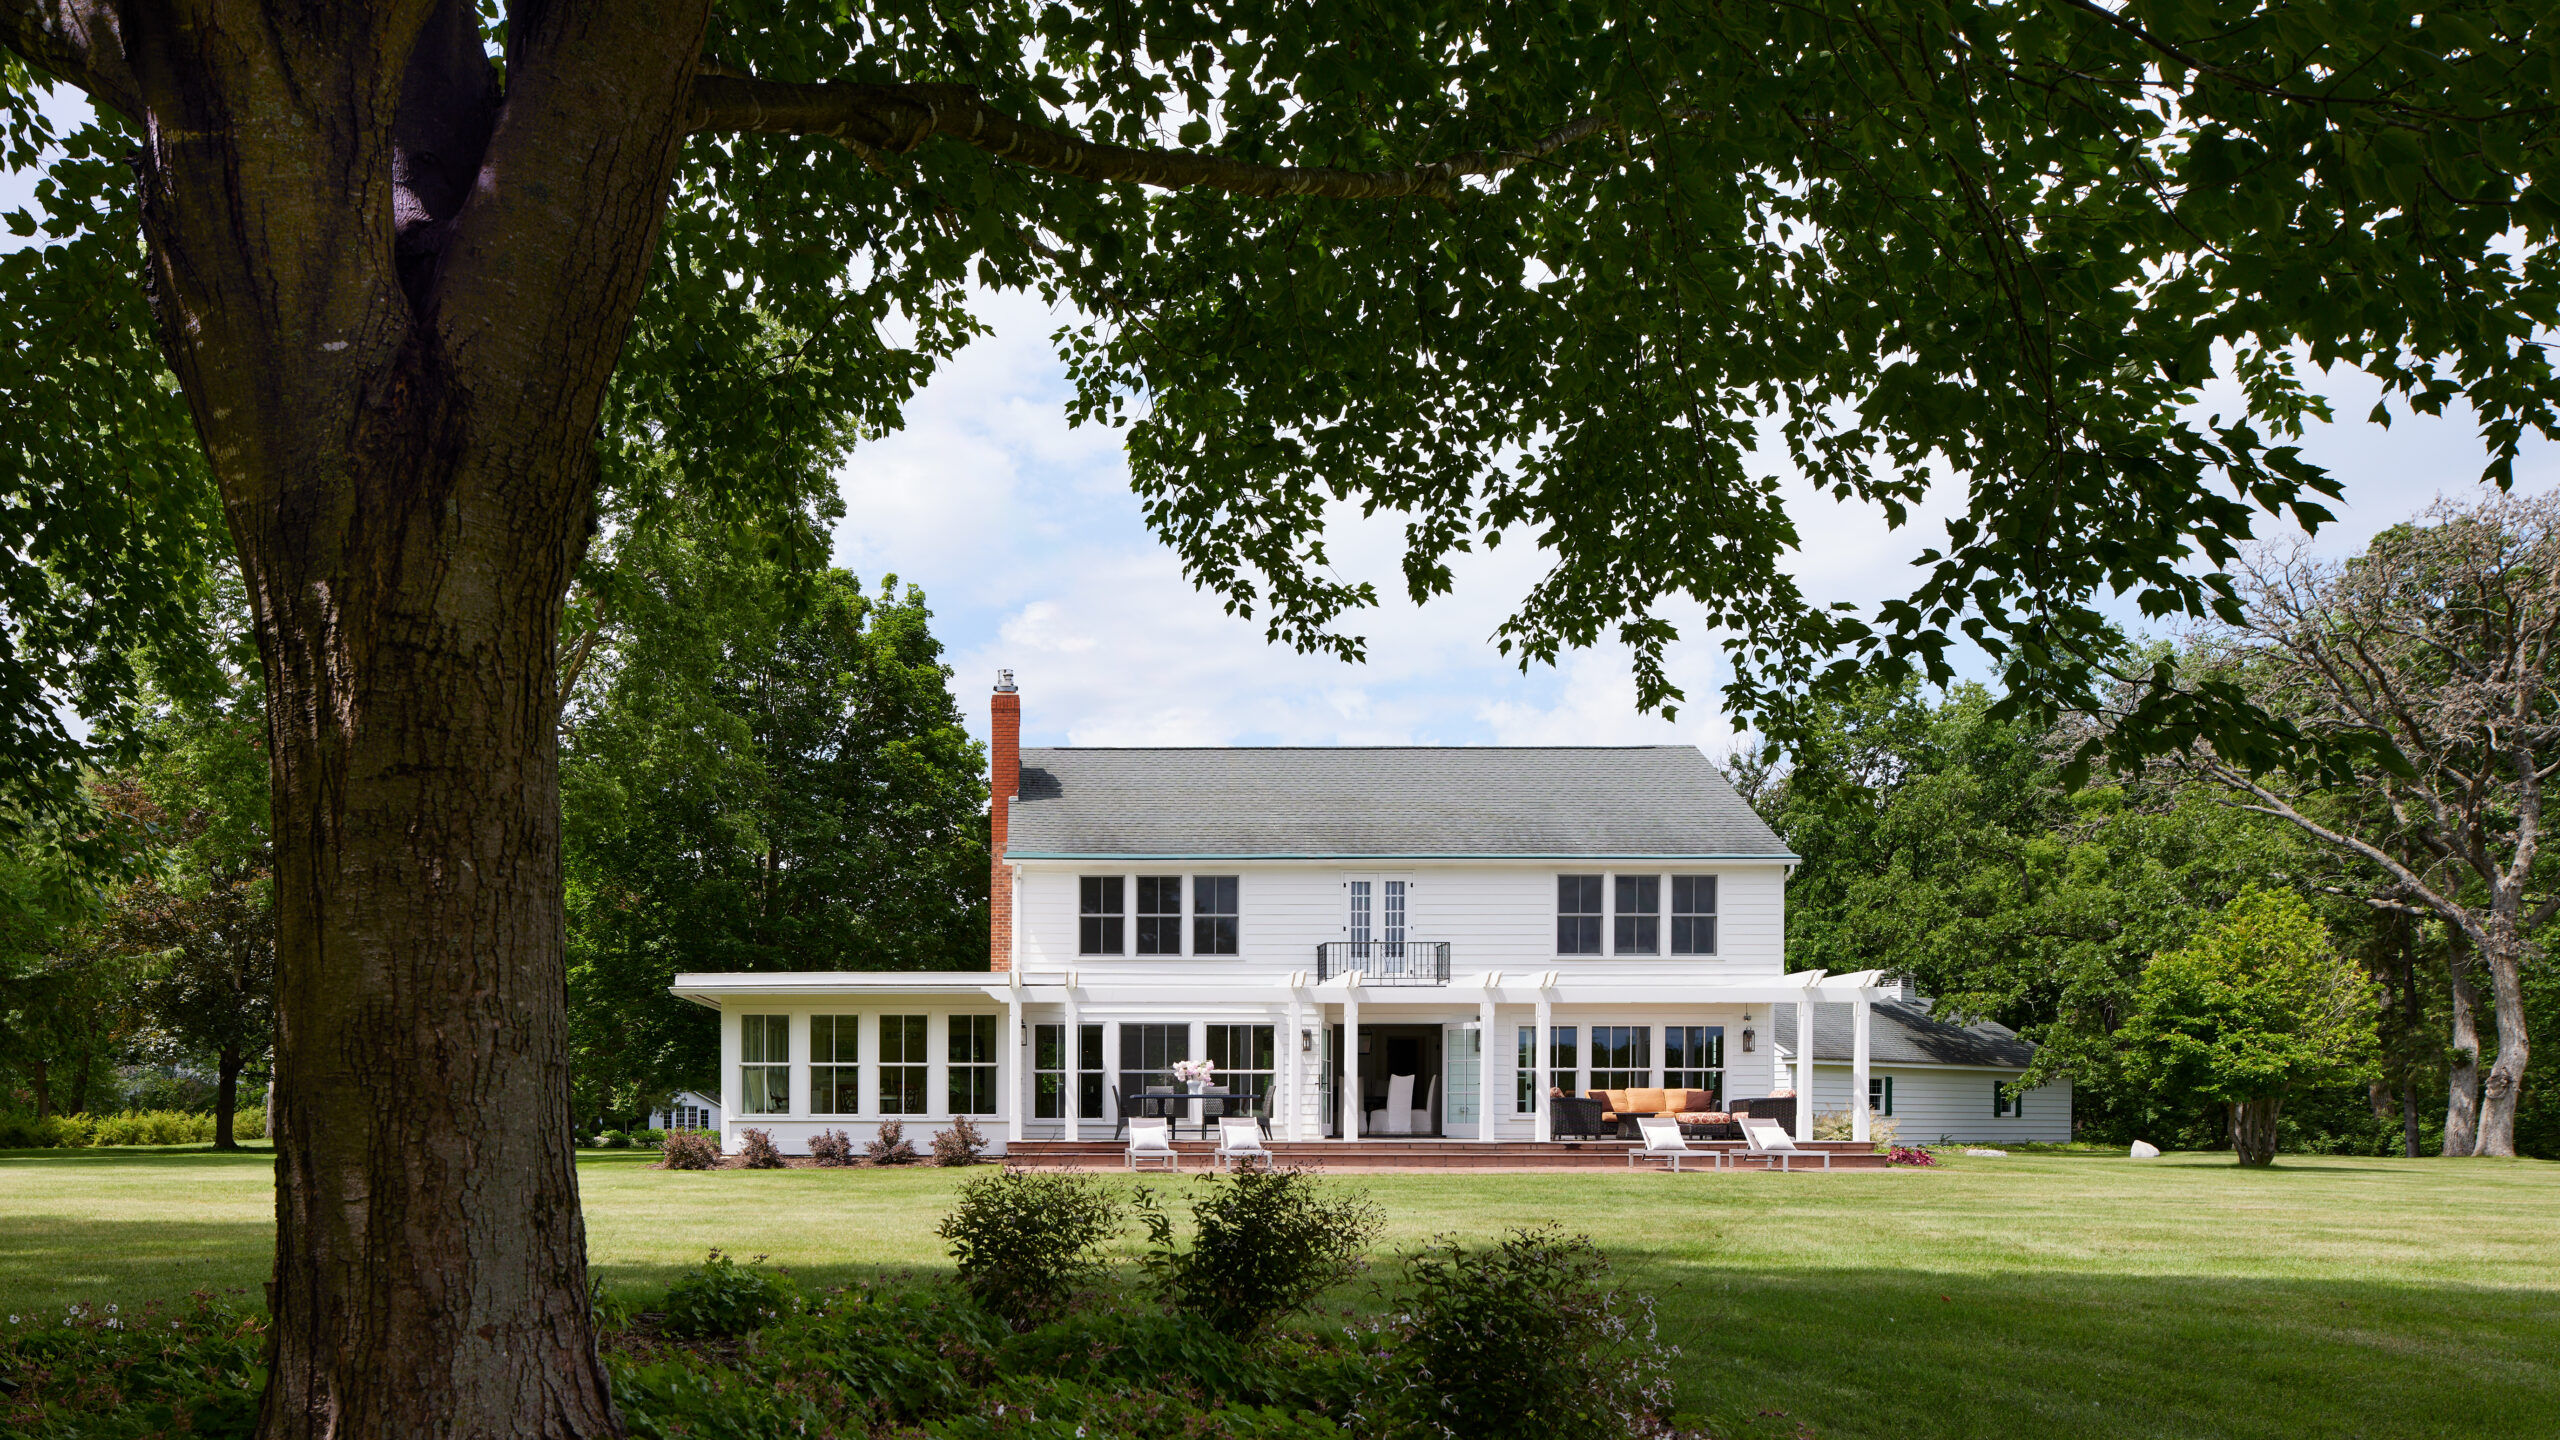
1741,1028 -> 1756,1053
1301,1030 -> 1314,1053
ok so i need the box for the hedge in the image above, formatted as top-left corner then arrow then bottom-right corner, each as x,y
0,1109 -> 268,1149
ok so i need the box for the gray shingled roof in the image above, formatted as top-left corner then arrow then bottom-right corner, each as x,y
1004,746 -> 1790,859
1771,1000 -> 2037,1070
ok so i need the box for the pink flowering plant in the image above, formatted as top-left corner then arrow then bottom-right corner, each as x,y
1887,1145 -> 1938,1167
1170,1059 -> 1218,1086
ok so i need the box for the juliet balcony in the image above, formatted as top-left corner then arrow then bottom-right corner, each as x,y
1314,940 -> 1453,986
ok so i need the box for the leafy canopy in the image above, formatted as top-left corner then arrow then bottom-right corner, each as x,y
9,2 -> 2560,805
2121,885 -> 2380,1106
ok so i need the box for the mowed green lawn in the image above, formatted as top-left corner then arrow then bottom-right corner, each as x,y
3,1147 -> 2554,1440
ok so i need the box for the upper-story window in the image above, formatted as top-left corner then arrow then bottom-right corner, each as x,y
1614,876 -> 1660,955
1672,876 -> 1719,955
1556,876 -> 1604,954
1194,876 -> 1240,955
1135,876 -> 1184,954
1079,876 -> 1125,955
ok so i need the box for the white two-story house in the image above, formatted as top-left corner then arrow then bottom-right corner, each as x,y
671,676 -> 2064,1155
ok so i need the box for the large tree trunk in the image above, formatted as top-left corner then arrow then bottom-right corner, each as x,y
2230,1096 -> 2282,1166
214,1046 -> 241,1150
2445,949 -> 2483,1156
2474,930 -> 2530,1159
112,4 -> 711,1435
30,1055 -> 48,1120
2401,1080 -> 2422,1159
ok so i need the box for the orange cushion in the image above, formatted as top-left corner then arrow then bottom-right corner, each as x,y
1675,1111 -> 1732,1124
1624,1088 -> 1669,1115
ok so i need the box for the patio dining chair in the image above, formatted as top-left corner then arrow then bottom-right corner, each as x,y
1110,1086 -> 1147,1140
1368,1073 -> 1416,1136
1739,1116 -> 1830,1172
1629,1115 -> 1715,1172
1213,1116 -> 1273,1172
1127,1116 -> 1179,1172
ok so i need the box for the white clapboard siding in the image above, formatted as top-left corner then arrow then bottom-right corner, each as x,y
1802,1062 -> 2074,1144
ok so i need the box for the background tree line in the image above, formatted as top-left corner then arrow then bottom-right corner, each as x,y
1740,492 -> 2559,1160
0,499 -> 990,1137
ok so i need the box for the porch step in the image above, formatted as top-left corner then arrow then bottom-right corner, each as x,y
1002,1139 -> 1892,1172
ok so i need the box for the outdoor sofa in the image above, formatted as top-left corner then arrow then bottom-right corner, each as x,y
1589,1088 -> 1740,1140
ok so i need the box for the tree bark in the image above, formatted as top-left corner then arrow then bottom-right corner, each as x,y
2474,929 -> 2530,1158
97,4 -> 712,1435
30,1055 -> 48,1120
2230,1095 -> 2282,1166
214,1045 -> 241,1150
2446,950 -> 2483,1157
2401,1079 -> 2421,1159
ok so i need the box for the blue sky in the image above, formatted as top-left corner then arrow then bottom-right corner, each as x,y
837,287 -> 2560,758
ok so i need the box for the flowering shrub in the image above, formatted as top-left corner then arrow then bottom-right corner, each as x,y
738,1128 -> 786,1169
808,1129 -> 856,1166
660,1131 -> 720,1170
866,1120 -> 918,1165
1887,1145 -> 1937,1167
932,1117 -> 987,1166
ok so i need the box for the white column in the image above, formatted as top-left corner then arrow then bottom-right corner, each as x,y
1061,986 -> 1082,1142
1283,994 -> 1304,1141
790,1011 -> 811,1120
1794,998 -> 1817,1143
1478,997 -> 1498,1142
719,1007 -> 742,1153
1190,1018 -> 1209,1135
1006,990 -> 1026,1152
1103,1019 -> 1122,1133
1852,991 -> 1872,1144
1533,997 -> 1553,1142
1340,991 -> 1361,1140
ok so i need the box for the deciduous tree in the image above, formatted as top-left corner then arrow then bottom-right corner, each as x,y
2120,886 -> 2379,1165
3,3 -> 2558,1433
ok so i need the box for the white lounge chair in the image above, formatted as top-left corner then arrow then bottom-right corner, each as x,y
1368,1073 -> 1416,1136
1127,1116 -> 1179,1172
1740,1116 -> 1830,1172
1214,1116 -> 1273,1172
1409,1076 -> 1437,1136
1629,1115 -> 1715,1172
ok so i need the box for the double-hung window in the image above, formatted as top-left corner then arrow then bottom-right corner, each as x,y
1206,1023 -> 1275,1107
1590,1026 -> 1651,1090
1614,876 -> 1661,955
1516,1024 -> 1581,1111
1194,876 -> 1240,955
1664,1025 -> 1723,1098
1994,1082 -> 2022,1118
809,1015 -> 859,1114
878,1014 -> 929,1114
1135,876 -> 1184,954
1079,877 -> 1125,955
1556,876 -> 1604,955
739,1015 -> 789,1115
1672,876 -> 1719,955
949,1015 -> 998,1115
1870,1076 -> 1895,1117
1035,1023 -> 1106,1120
670,1101 -> 711,1130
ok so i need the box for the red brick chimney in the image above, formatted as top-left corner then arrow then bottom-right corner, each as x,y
989,670 -> 1020,972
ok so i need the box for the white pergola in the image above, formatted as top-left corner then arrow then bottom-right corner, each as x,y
675,966 -> 1888,1147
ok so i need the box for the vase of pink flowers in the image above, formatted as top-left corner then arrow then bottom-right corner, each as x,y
1171,1058 -> 1218,1093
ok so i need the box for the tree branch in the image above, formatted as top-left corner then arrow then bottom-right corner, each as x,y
0,0 -> 141,118
686,76 -> 1615,201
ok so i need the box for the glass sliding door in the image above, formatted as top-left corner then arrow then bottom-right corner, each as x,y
1444,1023 -> 1481,1130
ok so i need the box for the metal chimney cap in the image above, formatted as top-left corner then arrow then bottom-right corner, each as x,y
994,668 -> 1017,693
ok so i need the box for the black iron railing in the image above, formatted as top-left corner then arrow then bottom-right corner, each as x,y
1315,940 -> 1452,985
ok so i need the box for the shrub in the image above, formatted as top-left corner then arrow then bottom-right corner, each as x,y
232,1107 -> 266,1142
630,1128 -> 665,1148
1887,1145 -> 1938,1167
597,1129 -> 631,1150
808,1129 -> 856,1166
1135,1168 -> 1381,1338
660,1131 -> 720,1170
660,1250 -> 799,1338
1384,1227 -> 1674,1440
738,1128 -> 786,1168
936,1167 -> 1125,1328
866,1120 -> 917,1165
931,1116 -> 987,1166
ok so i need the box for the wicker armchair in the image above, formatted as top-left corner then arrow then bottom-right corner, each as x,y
1548,1093 -> 1608,1141
1728,1095 -> 1796,1132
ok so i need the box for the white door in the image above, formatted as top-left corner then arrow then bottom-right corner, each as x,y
1444,1022 -> 1481,1129
1344,875 -> 1412,978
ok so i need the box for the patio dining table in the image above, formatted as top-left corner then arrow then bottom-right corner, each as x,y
1135,1088 -> 1266,1140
